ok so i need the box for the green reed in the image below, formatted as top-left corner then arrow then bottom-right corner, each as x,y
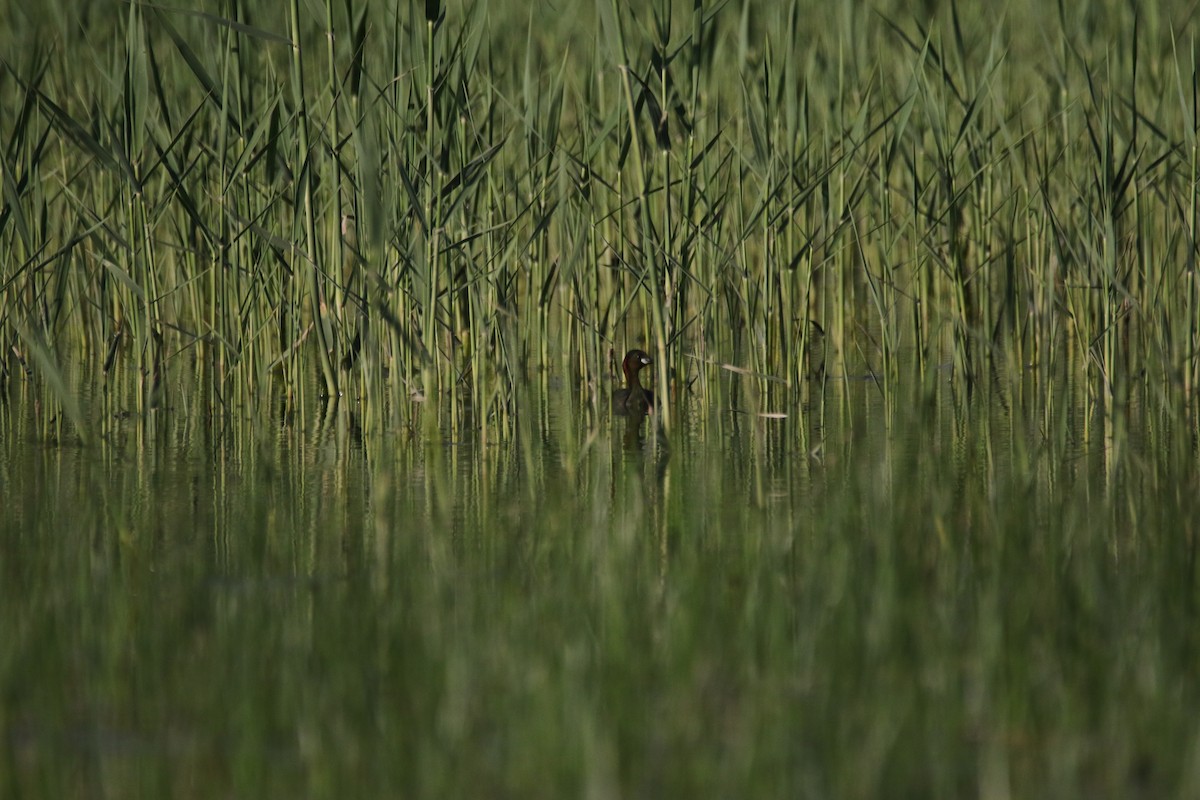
1,0 -> 1199,439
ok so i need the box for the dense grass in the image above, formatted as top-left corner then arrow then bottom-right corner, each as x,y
2,0 -> 1198,436
4,2 -> 1200,797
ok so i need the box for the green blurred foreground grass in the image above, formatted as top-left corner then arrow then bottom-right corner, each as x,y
3,368 -> 1199,798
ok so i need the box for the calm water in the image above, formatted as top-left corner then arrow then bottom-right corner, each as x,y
3,361 -> 1199,798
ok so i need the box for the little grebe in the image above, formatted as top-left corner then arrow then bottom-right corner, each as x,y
613,349 -> 654,415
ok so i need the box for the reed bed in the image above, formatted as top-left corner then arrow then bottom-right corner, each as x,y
1,0 -> 1198,439
5,4 -> 1200,795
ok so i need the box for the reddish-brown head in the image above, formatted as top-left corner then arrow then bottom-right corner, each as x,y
622,349 -> 652,383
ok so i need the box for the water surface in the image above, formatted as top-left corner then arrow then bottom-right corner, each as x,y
3,363 -> 1198,798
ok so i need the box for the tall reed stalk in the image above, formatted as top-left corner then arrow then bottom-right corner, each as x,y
0,0 -> 1197,439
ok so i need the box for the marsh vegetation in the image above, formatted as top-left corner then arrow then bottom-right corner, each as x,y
2,0 -> 1199,796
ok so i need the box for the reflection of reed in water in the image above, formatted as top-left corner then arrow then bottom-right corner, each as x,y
802,320 -> 827,380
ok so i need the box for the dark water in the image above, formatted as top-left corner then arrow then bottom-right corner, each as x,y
3,363 -> 1199,798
